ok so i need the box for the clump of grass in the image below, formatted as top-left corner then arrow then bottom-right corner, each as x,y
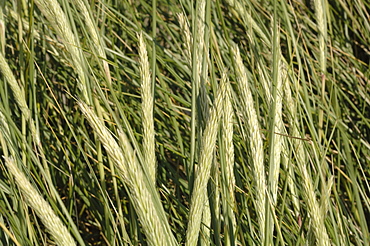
186,73 -> 226,245
78,101 -> 177,246
0,0 -> 369,245
232,44 -> 267,242
4,156 -> 76,246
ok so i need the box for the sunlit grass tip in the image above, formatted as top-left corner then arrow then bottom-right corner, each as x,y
138,31 -> 156,185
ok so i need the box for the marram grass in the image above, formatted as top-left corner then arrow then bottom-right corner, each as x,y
186,73 -> 226,245
4,157 -> 76,246
138,31 -> 156,185
233,44 -> 267,242
0,0 -> 369,245
220,80 -> 237,246
78,101 -> 177,246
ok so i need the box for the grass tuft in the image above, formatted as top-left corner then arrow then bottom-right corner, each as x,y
0,0 -> 369,245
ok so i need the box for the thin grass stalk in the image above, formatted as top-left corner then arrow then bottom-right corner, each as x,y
34,0 -> 89,103
333,197 -> 346,245
177,13 -> 192,65
232,45 -> 267,242
314,0 -> 327,73
57,1 -> 116,238
200,81 -> 210,127
138,32 -> 156,185
265,18 -> 284,244
258,53 -> 287,212
70,2 -> 138,239
186,74 -> 226,245
201,197 -> 212,244
355,0 -> 370,31
118,131 -> 175,245
287,67 -> 330,245
0,7 -> 4,54
294,126 -> 330,245
195,0 -> 206,92
0,106 -> 86,246
0,51 -> 44,170
268,26 -> 283,204
199,0 -> 210,128
299,156 -> 330,246
0,52 -> 30,125
199,3 -> 213,238
314,0 -> 327,143
280,0 -> 306,218
35,0 -> 110,236
0,111 -> 11,157
189,0 -> 206,187
4,157 -> 76,246
221,81 -> 236,246
73,0 -> 111,84
8,8 -> 65,52
320,176 -> 334,218
343,136 -> 370,244
78,101 -> 177,246
150,0 -> 157,107
257,61 -> 272,104
108,156 -> 132,244
209,158 -> 221,245
0,219 -> 21,246
283,71 -> 301,217
224,0 -> 269,45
